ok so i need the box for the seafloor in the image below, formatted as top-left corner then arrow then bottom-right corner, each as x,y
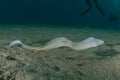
0,25 -> 120,80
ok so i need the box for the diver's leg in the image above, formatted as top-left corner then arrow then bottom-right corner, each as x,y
81,0 -> 92,16
94,0 -> 105,16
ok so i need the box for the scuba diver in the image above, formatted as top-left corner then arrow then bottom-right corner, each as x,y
81,0 -> 105,16
108,14 -> 119,23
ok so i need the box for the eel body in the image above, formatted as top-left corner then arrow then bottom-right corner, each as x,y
8,37 -> 104,51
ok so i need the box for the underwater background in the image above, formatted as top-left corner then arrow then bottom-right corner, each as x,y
0,0 -> 119,28
0,0 -> 120,80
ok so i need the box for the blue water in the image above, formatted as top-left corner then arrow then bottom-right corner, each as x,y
0,0 -> 119,28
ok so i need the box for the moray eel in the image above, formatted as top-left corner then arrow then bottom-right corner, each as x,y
8,37 -> 104,51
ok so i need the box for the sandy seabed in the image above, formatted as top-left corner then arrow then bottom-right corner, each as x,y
0,25 -> 120,80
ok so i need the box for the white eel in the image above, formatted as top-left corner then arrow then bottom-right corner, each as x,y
8,37 -> 104,51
